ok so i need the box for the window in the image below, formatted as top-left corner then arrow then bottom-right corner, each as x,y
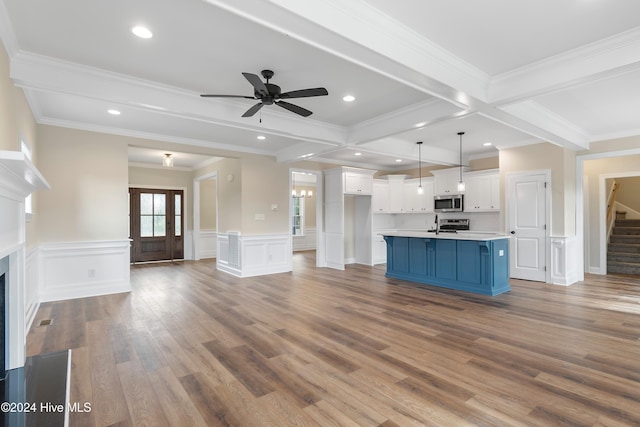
140,193 -> 166,237
21,140 -> 33,217
174,193 -> 182,236
292,196 -> 304,236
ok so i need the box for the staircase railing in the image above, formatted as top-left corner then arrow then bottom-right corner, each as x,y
606,180 -> 620,242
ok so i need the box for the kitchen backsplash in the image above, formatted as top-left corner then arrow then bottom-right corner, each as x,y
375,211 -> 500,232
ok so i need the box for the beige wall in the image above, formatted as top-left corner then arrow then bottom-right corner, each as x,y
0,43 -> 41,247
36,125 -> 129,242
200,179 -> 217,230
240,154 -> 290,234
128,166 -> 194,231
615,177 -> 640,213
0,44 -> 36,152
194,157 -> 242,232
377,156 -> 498,180
469,156 -> 499,171
500,142 -> 575,236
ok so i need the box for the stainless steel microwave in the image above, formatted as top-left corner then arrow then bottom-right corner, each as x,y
434,194 -> 463,212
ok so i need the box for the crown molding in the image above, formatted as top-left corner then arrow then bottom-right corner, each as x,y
36,117 -> 277,158
489,27 -> 640,105
356,137 -> 459,167
192,156 -> 224,171
498,101 -> 590,150
588,127 -> 640,144
128,162 -> 193,172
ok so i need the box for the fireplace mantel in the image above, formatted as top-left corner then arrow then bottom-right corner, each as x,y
0,150 -> 50,372
0,150 -> 50,201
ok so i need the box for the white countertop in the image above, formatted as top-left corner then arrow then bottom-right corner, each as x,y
379,230 -> 509,241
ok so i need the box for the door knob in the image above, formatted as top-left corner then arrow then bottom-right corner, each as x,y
510,231 -> 516,234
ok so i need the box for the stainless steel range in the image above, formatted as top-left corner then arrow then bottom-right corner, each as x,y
428,218 -> 470,233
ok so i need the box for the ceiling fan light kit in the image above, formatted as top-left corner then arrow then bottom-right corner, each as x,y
201,69 -> 328,118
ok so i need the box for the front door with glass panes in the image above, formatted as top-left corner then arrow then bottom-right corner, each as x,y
129,188 -> 184,262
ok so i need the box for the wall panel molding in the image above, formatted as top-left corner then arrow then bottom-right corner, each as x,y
39,240 -> 131,302
216,233 -> 292,277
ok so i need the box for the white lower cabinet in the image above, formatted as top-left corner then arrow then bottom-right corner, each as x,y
372,233 -> 387,264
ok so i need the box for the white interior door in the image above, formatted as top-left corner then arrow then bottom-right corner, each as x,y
507,173 -> 548,281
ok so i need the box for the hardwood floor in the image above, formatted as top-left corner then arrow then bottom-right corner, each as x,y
27,252 -> 640,426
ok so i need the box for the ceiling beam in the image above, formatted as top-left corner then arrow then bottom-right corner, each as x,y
205,0 -> 602,151
10,52 -> 347,146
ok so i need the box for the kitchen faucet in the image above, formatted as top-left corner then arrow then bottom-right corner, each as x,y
434,214 -> 439,235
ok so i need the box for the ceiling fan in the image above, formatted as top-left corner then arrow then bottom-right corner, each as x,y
200,69 -> 328,118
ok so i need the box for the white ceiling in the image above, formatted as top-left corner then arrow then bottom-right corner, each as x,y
2,0 -> 640,171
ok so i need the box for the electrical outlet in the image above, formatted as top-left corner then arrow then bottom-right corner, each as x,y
88,269 -> 96,277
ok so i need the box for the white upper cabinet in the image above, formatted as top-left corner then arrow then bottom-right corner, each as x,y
372,180 -> 390,213
463,170 -> 500,212
387,176 -> 406,213
432,168 -> 468,195
344,169 -> 374,195
403,178 -> 434,213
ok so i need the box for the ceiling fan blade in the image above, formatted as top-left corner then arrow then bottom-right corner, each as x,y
242,102 -> 264,117
242,72 -> 269,97
200,94 -> 255,99
279,87 -> 328,99
276,101 -> 313,117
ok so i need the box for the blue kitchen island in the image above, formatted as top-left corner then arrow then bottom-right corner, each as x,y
381,231 -> 510,296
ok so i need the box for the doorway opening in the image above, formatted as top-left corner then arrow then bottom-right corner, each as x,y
129,188 -> 184,262
600,173 -> 640,276
290,169 -> 323,268
193,172 -> 218,261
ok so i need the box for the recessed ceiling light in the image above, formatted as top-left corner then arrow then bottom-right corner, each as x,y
483,142 -> 492,146
107,109 -> 121,115
354,152 -> 362,156
257,135 -> 266,140
131,26 -> 153,39
342,95 -> 355,102
395,159 -> 402,163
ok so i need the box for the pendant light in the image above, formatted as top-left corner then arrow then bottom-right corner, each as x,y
416,141 -> 424,194
457,132 -> 465,192
162,153 -> 174,167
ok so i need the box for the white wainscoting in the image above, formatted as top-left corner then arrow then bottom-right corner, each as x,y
39,240 -> 131,302
216,233 -> 292,277
199,230 -> 217,259
24,246 -> 40,332
293,227 -> 316,252
550,236 -> 579,286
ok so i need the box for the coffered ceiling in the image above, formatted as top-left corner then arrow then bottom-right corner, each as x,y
2,0 -> 640,171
